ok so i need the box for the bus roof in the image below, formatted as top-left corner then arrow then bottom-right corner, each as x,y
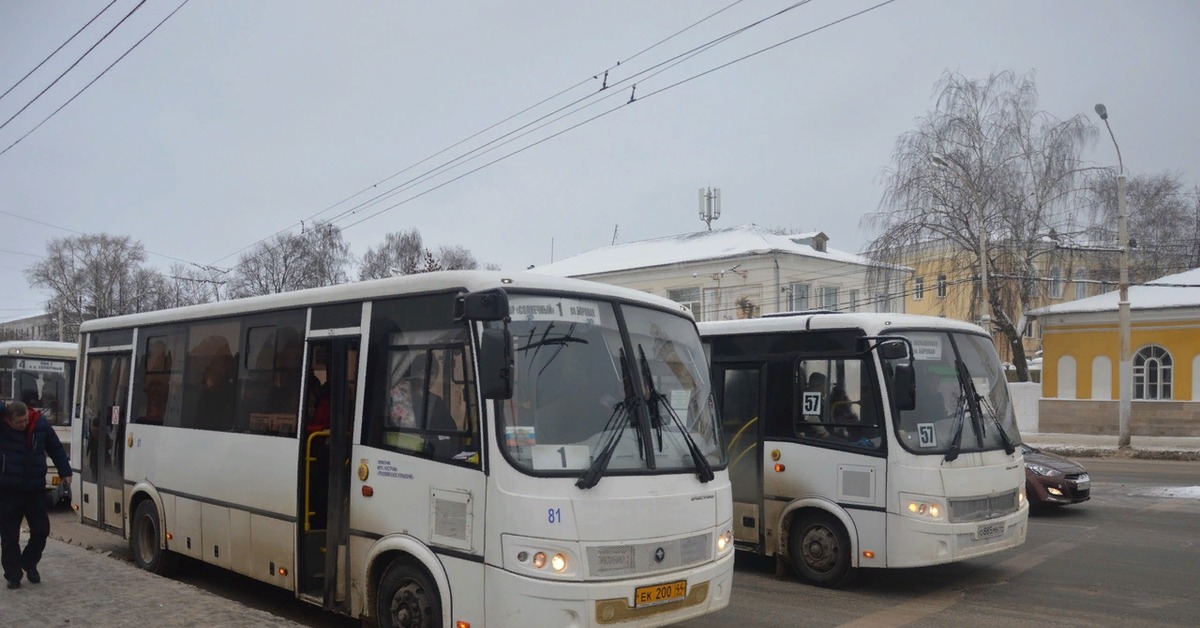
0,340 -> 77,360
79,270 -> 693,332
697,312 -> 986,337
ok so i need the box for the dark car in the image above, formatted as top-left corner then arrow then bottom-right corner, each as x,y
1022,444 -> 1090,507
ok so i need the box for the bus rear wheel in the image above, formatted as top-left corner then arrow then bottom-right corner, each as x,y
130,500 -> 179,576
788,511 -> 854,587
377,560 -> 441,628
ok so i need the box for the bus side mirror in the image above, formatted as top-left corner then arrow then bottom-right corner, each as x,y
878,340 -> 909,361
892,363 -> 916,411
478,328 -> 514,400
455,289 -> 509,322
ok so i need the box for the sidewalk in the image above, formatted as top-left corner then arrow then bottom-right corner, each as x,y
2,534 -> 301,627
1023,432 -> 1200,461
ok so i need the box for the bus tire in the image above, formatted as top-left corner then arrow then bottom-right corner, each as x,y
130,500 -> 179,576
788,511 -> 855,587
376,559 -> 442,628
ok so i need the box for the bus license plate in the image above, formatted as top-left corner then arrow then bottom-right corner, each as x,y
976,522 -> 1004,539
634,580 -> 687,607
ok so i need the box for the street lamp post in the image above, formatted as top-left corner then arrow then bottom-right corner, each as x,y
932,155 -> 990,329
1095,103 -> 1132,450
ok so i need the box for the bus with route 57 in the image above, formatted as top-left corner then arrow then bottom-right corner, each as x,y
700,312 -> 1027,587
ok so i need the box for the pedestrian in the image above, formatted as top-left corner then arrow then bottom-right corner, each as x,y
0,400 -> 72,589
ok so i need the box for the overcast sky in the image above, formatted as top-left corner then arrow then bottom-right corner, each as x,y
1,0 -> 1197,323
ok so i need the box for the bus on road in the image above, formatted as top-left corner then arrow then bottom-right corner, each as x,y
700,312 -> 1026,587
0,340 -> 77,506
72,271 -> 732,627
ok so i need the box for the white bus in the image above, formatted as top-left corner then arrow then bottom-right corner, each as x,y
699,312 -> 1027,587
0,340 -> 78,505
71,271 -> 732,627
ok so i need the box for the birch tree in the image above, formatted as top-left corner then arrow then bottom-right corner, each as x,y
864,70 -> 1096,381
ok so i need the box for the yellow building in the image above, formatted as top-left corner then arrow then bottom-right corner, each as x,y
896,239 -> 1106,365
1028,268 -> 1200,437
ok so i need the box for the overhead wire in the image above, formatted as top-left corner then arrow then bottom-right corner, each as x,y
0,0 -> 120,103
0,0 -> 147,132
0,0 -> 189,158
210,0 -> 754,266
322,0 -> 882,234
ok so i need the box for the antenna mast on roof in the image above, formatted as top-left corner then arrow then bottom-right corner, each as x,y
698,187 -> 721,230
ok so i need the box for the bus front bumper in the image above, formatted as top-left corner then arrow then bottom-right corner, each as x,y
886,505 -> 1028,568
482,551 -> 733,628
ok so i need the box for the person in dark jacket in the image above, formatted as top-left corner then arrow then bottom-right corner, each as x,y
0,400 -> 72,589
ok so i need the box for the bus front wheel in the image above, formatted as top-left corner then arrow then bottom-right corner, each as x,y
377,559 -> 442,628
788,511 -> 855,587
130,500 -> 179,576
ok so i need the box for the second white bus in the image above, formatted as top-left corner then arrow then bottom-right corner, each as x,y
0,340 -> 77,506
700,312 -> 1027,586
72,271 -> 732,627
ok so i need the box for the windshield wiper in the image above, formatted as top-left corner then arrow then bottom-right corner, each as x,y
956,359 -> 987,449
977,393 -> 1017,455
637,346 -> 714,483
945,358 -> 986,462
577,350 -> 638,489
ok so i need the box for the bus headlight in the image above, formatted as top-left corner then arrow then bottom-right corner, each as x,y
716,528 -> 734,556
502,534 -> 581,580
900,493 -> 947,522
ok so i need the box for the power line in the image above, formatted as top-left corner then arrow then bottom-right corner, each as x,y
0,0 -> 189,158
0,0 -> 120,103
0,0 -> 147,132
209,0 -> 806,266
303,0 -> 869,238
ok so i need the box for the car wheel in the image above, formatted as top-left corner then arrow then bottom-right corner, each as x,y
130,500 -> 179,576
788,511 -> 855,587
376,559 -> 441,628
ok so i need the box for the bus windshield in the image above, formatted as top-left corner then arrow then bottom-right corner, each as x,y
1,357 -> 74,426
888,330 -> 1022,456
499,295 -> 723,478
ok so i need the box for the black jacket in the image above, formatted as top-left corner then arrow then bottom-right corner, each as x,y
1,413 -> 72,492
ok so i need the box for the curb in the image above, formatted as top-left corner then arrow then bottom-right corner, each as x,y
1032,445 -> 1200,462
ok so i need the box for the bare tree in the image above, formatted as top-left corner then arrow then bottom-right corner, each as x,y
359,228 -> 426,280
164,263 -> 226,306
228,232 -> 310,297
864,70 -> 1096,381
433,244 -> 480,271
228,221 -> 352,297
1086,172 -> 1200,282
25,233 -> 163,340
302,221 -> 353,286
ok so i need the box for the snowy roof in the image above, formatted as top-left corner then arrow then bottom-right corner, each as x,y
1028,267 -> 1200,317
527,224 -> 878,278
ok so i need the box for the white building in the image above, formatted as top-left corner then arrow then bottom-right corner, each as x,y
527,224 -> 907,321
0,312 -> 58,341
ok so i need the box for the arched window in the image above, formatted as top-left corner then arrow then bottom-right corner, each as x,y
1056,356 -> 1076,399
1133,345 -> 1172,400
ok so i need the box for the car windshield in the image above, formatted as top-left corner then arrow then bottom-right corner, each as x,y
888,330 -> 1023,455
497,294 -> 724,478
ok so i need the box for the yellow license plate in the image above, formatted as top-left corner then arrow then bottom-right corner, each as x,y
51,476 -> 61,486
634,579 -> 687,607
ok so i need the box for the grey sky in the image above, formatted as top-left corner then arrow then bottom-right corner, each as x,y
1,0 -> 1197,322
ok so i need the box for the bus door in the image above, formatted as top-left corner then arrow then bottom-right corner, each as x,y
717,363 -> 765,550
79,352 -> 131,533
298,337 -> 359,610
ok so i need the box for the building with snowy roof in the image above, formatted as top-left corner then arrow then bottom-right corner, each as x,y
526,224 -> 909,321
1028,267 -> 1200,436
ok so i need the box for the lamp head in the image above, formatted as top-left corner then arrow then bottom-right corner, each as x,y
1094,103 -> 1108,120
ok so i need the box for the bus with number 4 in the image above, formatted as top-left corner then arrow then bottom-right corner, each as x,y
699,312 -> 1026,587
71,271 -> 732,627
0,340 -> 77,506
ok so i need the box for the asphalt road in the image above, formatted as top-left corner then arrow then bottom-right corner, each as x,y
50,457 -> 1199,627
